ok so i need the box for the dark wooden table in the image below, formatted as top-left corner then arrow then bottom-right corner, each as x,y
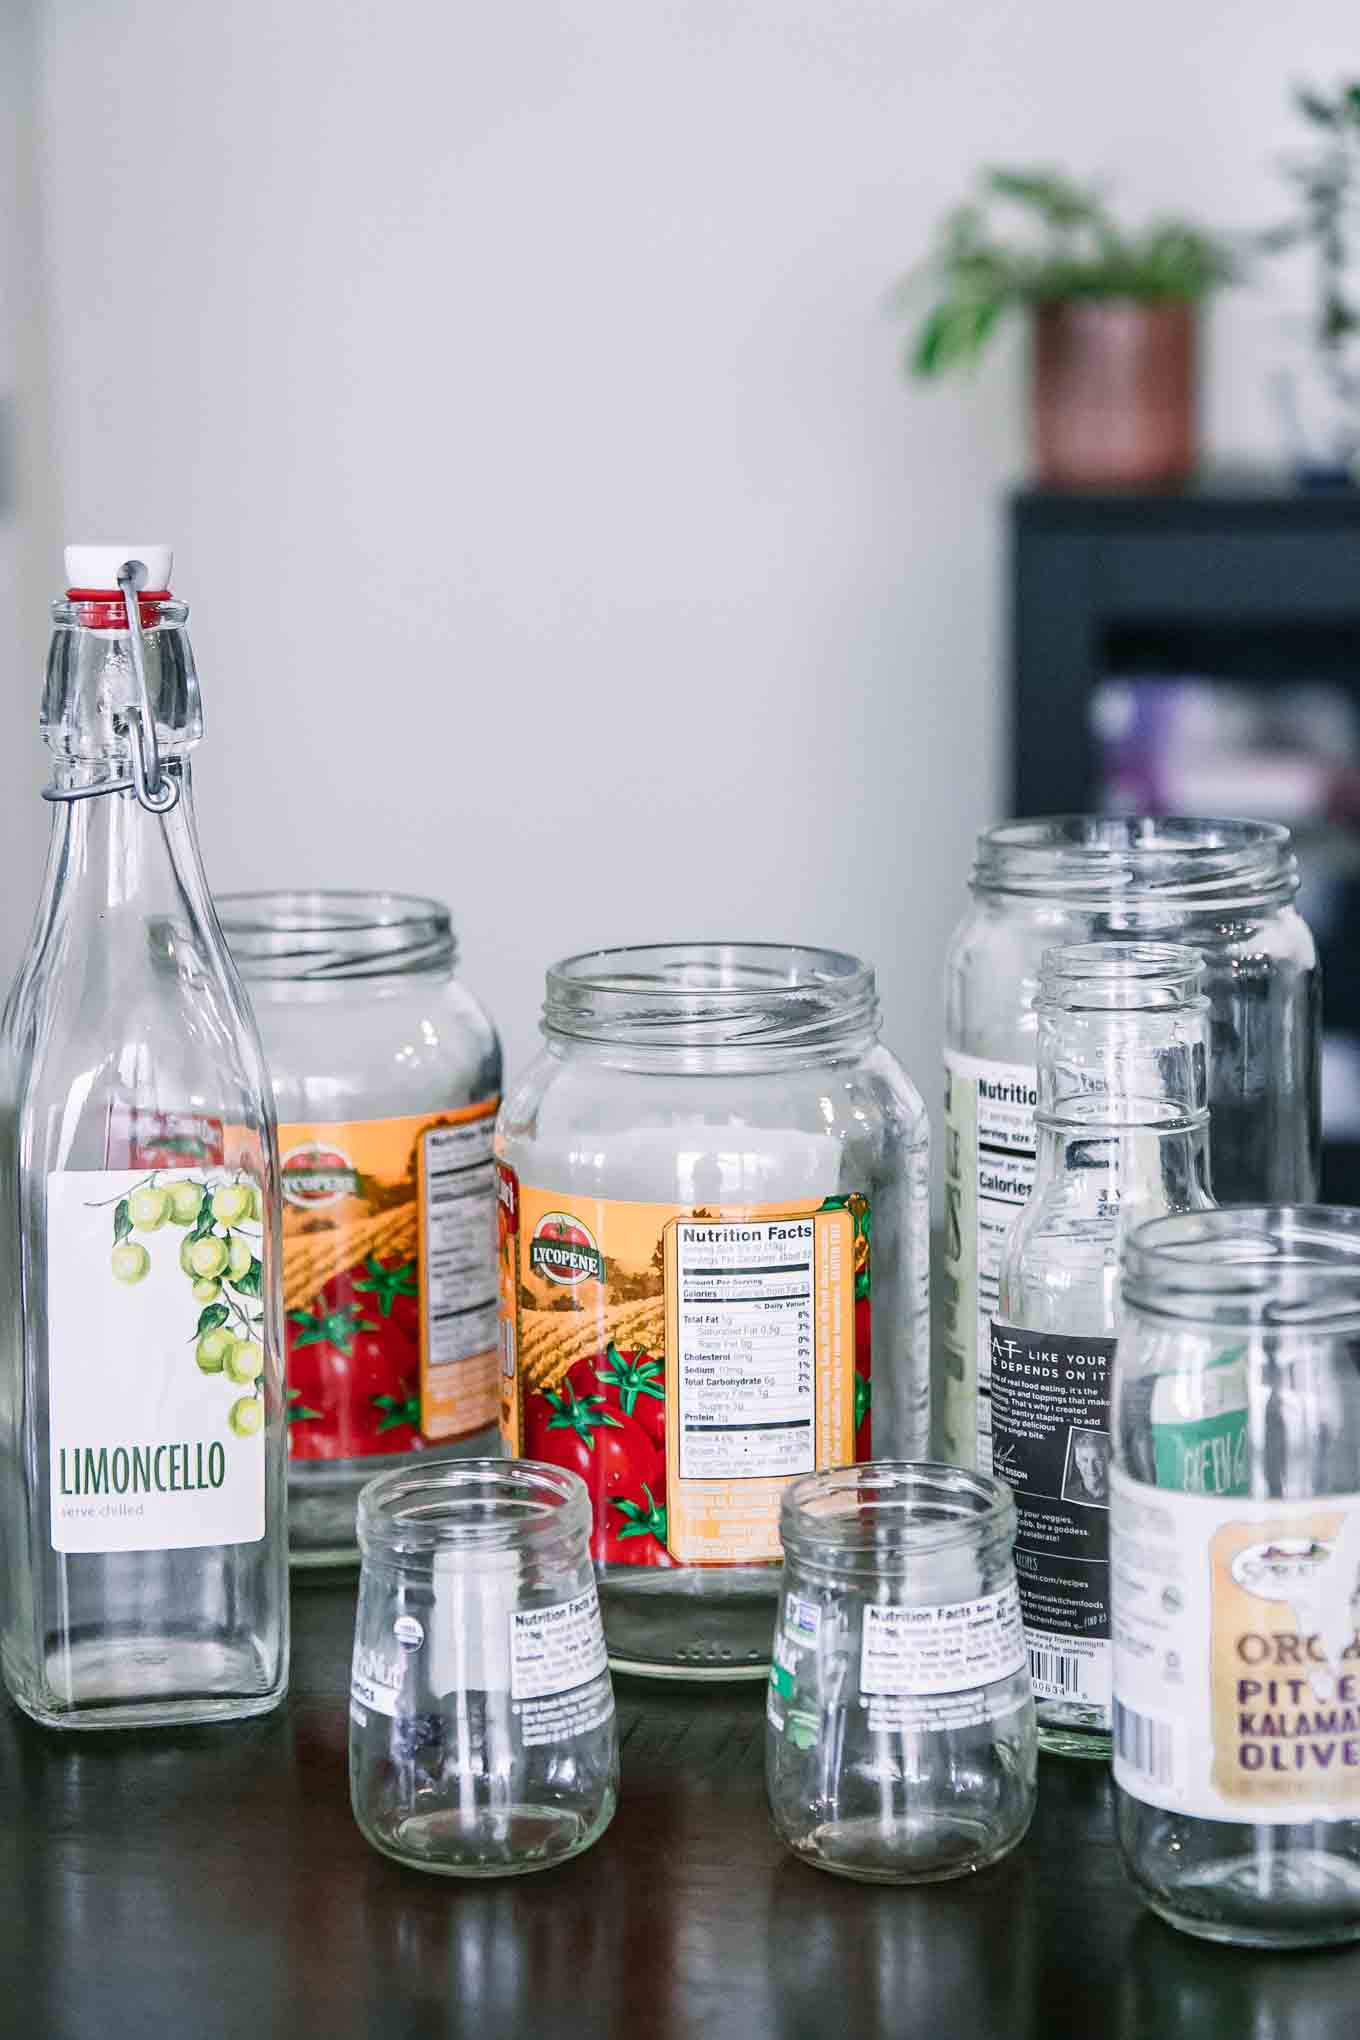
4,1577 -> 1360,2038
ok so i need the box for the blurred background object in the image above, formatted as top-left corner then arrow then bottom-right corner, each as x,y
899,167 -> 1237,485
2,0 -> 1359,1171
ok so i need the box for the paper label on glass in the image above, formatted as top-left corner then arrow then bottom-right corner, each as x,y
1112,1469 -> 1360,1822
497,1176 -> 871,1568
940,1053 -> 1037,1469
47,1168 -> 265,1553
510,1588 -> 609,1700
278,1102 -> 499,1460
350,1641 -> 403,1719
860,1583 -> 1027,1697
991,1322 -> 1114,1713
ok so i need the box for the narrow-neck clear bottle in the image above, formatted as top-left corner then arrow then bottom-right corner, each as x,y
993,941 -> 1213,1759
0,546 -> 289,1729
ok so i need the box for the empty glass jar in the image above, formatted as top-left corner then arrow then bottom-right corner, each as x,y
220,891 -> 501,1566
765,1463 -> 1036,1882
1113,1208 -> 1360,1947
350,1458 -> 618,1878
496,941 -> 930,1680
941,816 -> 1319,1468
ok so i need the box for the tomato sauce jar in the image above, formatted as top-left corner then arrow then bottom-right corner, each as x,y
220,891 -> 501,1564
496,942 -> 930,1678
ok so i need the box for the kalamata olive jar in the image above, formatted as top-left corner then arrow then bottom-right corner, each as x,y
495,941 -> 930,1679
220,891 -> 501,1566
940,817 -> 1319,1469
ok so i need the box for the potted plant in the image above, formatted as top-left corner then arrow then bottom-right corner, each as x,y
1263,83 -> 1360,484
898,169 -> 1239,487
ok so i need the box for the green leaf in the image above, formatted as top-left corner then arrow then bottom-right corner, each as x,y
854,1372 -> 872,1431
228,1257 -> 263,1299
194,1303 -> 230,1340
189,1197 -> 216,1243
113,1199 -> 132,1245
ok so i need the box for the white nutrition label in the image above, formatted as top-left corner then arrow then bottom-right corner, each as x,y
510,1588 -> 609,1701
860,1584 -> 1028,1698
675,1219 -> 817,1482
422,1116 -> 499,1367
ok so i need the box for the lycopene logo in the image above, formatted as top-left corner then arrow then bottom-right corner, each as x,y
529,1212 -> 605,1286
280,1143 -> 361,1208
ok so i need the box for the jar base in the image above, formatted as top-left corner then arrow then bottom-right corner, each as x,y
357,1790 -> 615,1878
1133,1849 -> 1360,1949
783,1806 -> 1033,1885
288,1428 -> 498,1568
8,1634 -> 286,1731
599,1564 -> 777,1679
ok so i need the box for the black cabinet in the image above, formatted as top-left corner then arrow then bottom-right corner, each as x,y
1011,475 -> 1360,1198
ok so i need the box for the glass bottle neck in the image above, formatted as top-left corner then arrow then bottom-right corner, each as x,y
1031,1115 -> 1212,1223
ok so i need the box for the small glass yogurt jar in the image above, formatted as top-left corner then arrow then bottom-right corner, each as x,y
219,891 -> 501,1564
350,1458 -> 618,1877
1113,1208 -> 1360,1949
765,1463 -> 1036,1881
941,817 -> 1319,1468
495,942 -> 930,1679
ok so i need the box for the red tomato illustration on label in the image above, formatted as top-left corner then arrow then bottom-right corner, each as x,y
285,1294 -> 423,1459
522,1379 -> 666,1562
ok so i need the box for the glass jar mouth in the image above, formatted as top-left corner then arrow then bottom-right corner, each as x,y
356,1458 -> 590,1564
780,1461 -> 1015,1570
542,941 -> 878,1054
1038,941 -> 1207,1012
217,889 -> 454,980
1122,1208 -> 1360,1332
973,816 -> 1297,908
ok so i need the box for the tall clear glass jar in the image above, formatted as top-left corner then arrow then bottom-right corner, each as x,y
941,817 -> 1319,1468
219,892 -> 501,1565
0,548 -> 288,1729
496,942 -> 930,1679
1113,1207 -> 1360,1948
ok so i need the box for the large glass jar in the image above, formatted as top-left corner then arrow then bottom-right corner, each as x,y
1112,1207 -> 1360,1949
941,817 -> 1320,1468
220,892 -> 501,1564
496,942 -> 930,1679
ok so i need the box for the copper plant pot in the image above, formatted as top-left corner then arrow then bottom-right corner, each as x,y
1032,298 -> 1196,488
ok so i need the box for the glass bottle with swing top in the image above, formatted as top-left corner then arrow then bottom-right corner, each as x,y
0,546 -> 289,1729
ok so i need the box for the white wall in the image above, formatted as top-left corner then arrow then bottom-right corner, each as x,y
11,0 -> 1357,1104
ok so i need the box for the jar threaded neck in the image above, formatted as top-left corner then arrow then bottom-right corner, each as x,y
542,942 -> 879,1056
218,890 -> 455,981
972,816 -> 1298,909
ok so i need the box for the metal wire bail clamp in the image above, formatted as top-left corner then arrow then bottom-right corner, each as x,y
42,556 -> 181,814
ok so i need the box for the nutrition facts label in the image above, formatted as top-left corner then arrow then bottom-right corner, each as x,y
421,1117 -> 499,1369
662,1205 -> 857,1566
675,1219 -> 817,1481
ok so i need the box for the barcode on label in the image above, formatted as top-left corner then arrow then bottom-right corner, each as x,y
1028,1645 -> 1085,1697
1114,1699 -> 1178,1788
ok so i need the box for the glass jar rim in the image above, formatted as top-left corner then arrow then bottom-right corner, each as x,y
972,816 -> 1297,908
356,1457 -> 591,1564
1122,1207 -> 1360,1331
1038,940 -> 1206,1005
780,1460 -> 1015,1566
217,889 -> 454,980
543,941 -> 878,1054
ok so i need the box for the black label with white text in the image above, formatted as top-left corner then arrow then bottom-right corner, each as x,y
990,1322 -> 1114,1712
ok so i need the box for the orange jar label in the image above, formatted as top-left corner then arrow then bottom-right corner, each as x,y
498,1173 -> 871,1567
280,1103 -> 499,1459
